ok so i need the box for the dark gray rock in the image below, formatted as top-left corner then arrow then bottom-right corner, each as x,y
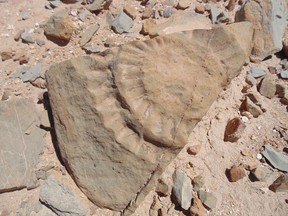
261,145 -> 288,172
111,11 -> 133,34
40,175 -> 87,216
0,99 -> 44,193
198,190 -> 217,210
249,67 -> 266,78
172,170 -> 193,210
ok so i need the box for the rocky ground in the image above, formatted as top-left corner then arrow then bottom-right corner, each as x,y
0,0 -> 288,216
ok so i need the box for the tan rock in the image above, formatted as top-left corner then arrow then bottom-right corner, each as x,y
156,179 -> 170,196
124,4 -> 137,20
235,0 -> 287,61
177,0 -> 191,10
46,22 -> 253,213
195,4 -> 205,14
189,195 -> 206,216
141,19 -> 156,35
0,50 -> 14,61
226,165 -> 245,182
43,10 -> 73,42
259,75 -> 276,99
142,7 -> 154,19
149,11 -> 211,37
269,174 -> 288,192
243,97 -> 263,118
187,145 -> 201,155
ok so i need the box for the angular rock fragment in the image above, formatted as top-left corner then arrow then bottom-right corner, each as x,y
226,165 -> 245,182
243,96 -> 263,118
43,10 -> 73,42
45,22 -> 253,213
86,0 -> 112,12
111,11 -> 133,34
189,194 -> 206,216
198,190 -> 217,210
0,99 -> 44,193
261,145 -> 288,172
258,75 -> 276,98
269,174 -> 288,192
235,0 -> 288,61
172,170 -> 193,210
224,117 -> 246,142
79,24 -> 100,47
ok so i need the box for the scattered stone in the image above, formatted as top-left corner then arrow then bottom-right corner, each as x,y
195,4 -> 205,14
261,144 -> 288,172
156,179 -> 170,196
162,8 -> 174,18
235,0 -> 288,61
189,195 -> 206,216
141,19 -> 156,35
251,166 -> 270,181
241,148 -> 250,156
142,7 -> 154,19
259,75 -> 276,99
16,64 -> 42,82
192,175 -> 205,192
21,30 -> 35,43
79,24 -> 100,47
20,10 -> 30,20
172,170 -> 193,210
124,4 -> 137,20
177,0 -> 190,10
269,174 -> 288,192
244,162 -> 257,171
19,56 -> 29,65
249,67 -> 266,78
243,96 -> 263,118
111,11 -> 133,34
0,50 -> 14,61
0,99 -> 44,193
224,117 -> 246,142
36,39 -> 45,46
40,175 -> 87,216
280,70 -> 288,79
30,78 -> 47,89
246,74 -> 257,86
45,22 -> 253,213
78,9 -> 91,22
149,11 -> 211,37
82,45 -> 103,54
187,145 -> 201,155
226,0 -> 236,11
209,5 -> 222,24
226,165 -> 245,182
43,10 -> 73,42
198,190 -> 217,210
86,0 -> 112,12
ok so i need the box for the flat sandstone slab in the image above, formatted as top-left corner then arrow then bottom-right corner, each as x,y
46,22 -> 253,214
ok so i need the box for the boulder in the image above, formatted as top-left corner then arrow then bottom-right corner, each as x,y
0,99 -> 44,193
43,10 -> 73,42
45,22 -> 253,214
235,0 -> 287,61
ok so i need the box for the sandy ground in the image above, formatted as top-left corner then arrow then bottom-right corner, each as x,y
0,0 -> 287,216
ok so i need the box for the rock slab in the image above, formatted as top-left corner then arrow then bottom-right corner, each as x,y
46,22 -> 253,214
0,99 -> 44,193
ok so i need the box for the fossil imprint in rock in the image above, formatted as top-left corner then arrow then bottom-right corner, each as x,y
46,22 -> 253,214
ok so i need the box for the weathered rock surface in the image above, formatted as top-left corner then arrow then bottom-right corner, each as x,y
0,99 -> 44,193
269,174 -> 288,192
172,170 -> 193,210
224,117 -> 246,142
198,190 -> 217,210
86,0 -> 112,12
111,11 -> 133,34
43,10 -> 73,42
46,22 -> 253,214
79,24 -> 100,47
149,11 -> 211,37
235,0 -> 287,61
259,75 -> 276,99
40,175 -> 87,216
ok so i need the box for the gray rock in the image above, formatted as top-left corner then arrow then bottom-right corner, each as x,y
111,11 -> 133,34
16,64 -> 42,82
21,31 -> 34,43
210,5 -> 222,24
36,39 -> 46,46
83,45 -> 103,53
86,0 -> 112,12
40,175 -> 87,216
49,0 -> 61,8
78,9 -> 91,22
172,170 -> 193,210
259,75 -> 276,99
192,175 -> 205,192
20,10 -> 30,20
249,67 -> 266,78
244,96 -> 263,118
79,24 -> 100,47
198,190 -> 217,210
261,144 -> 288,172
251,166 -> 270,181
162,8 -> 174,18
280,70 -> 288,79
235,0 -> 288,61
0,99 -> 44,193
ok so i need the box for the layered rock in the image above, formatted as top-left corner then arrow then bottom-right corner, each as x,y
0,99 -> 44,193
46,22 -> 253,214
235,0 -> 287,61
